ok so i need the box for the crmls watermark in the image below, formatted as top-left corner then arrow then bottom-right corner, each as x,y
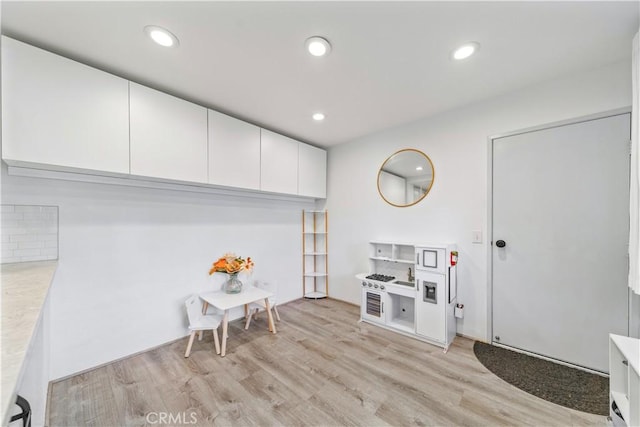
145,412 -> 198,425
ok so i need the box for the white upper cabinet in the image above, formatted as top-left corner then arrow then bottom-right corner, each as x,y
2,37 -> 328,199
129,82 -> 208,183
298,143 -> 327,198
260,129 -> 299,195
1,37 -> 129,174
208,110 -> 261,190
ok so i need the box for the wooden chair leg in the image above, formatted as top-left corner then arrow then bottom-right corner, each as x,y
185,331 -> 196,358
273,305 -> 281,322
244,311 -> 253,330
198,330 -> 203,341
213,329 -> 220,355
253,308 -> 260,319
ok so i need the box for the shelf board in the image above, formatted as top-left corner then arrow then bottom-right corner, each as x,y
304,291 -> 327,299
388,318 -> 415,334
370,256 -> 414,264
611,391 -> 630,423
304,252 -> 327,256
370,241 -> 417,247
304,272 -> 327,277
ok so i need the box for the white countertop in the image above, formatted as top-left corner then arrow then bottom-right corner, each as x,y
1,260 -> 57,425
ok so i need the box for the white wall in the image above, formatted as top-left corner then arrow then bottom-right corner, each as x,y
1,165 -> 314,379
632,291 -> 640,338
325,59 -> 633,341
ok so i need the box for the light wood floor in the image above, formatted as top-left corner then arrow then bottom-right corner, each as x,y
49,298 -> 605,426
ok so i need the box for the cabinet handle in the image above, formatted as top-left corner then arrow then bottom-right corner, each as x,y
381,302 -> 384,313
623,360 -> 629,366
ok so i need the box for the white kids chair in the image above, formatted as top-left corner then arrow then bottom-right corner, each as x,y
244,280 -> 280,330
184,295 -> 223,357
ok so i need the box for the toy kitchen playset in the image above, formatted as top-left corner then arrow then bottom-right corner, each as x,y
357,241 -> 459,351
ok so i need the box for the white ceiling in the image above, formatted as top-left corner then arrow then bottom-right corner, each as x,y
2,1 -> 638,148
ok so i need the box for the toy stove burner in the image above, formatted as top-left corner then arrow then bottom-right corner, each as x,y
365,274 -> 396,282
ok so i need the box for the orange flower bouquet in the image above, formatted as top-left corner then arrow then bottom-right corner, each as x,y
209,253 -> 254,293
209,253 -> 254,275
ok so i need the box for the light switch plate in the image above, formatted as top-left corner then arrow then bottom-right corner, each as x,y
472,230 -> 482,244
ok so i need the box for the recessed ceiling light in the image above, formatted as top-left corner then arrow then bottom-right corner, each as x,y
312,113 -> 325,121
305,36 -> 331,57
144,25 -> 179,48
452,42 -> 479,60
416,166 -> 423,171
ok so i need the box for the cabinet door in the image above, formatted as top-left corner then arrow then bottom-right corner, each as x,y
1,37 -> 129,174
415,272 -> 446,342
298,143 -> 327,198
415,247 -> 446,274
260,129 -> 298,194
130,82 -> 207,183
361,289 -> 386,324
208,110 -> 260,190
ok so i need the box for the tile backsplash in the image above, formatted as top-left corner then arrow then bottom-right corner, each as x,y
1,205 -> 59,263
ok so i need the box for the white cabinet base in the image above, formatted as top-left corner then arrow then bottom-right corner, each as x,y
609,334 -> 639,427
359,318 -> 455,351
6,165 -> 318,204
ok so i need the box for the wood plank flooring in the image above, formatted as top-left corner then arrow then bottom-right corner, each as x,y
48,298 -> 605,426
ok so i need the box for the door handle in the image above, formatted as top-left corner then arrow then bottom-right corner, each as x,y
496,240 -> 506,248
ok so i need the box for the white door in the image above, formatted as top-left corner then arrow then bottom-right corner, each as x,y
492,113 -> 630,373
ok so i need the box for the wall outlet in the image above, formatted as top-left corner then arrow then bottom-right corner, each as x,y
472,230 -> 482,244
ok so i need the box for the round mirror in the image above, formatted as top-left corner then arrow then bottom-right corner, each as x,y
377,149 -> 435,207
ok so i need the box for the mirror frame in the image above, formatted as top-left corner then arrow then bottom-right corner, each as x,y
377,148 -> 435,208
